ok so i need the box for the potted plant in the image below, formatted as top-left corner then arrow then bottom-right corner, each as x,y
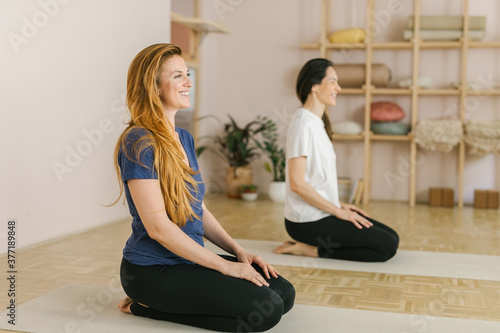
255,117 -> 287,202
240,184 -> 258,201
196,115 -> 267,198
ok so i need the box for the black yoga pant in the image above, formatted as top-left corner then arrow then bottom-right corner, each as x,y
120,255 -> 295,332
285,215 -> 399,262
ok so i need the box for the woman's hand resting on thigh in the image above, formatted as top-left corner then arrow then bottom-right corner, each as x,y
335,203 -> 373,230
219,250 -> 279,287
236,249 -> 279,280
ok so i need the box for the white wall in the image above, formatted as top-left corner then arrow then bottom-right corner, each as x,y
0,0 -> 171,252
193,0 -> 499,204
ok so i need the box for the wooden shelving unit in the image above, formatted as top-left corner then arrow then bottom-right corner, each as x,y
170,1 -> 229,141
303,0 -> 499,207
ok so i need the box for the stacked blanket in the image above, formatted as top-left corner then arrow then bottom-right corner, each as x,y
404,16 -> 486,41
465,120 -> 500,155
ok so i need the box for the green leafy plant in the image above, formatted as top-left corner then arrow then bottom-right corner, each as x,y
240,184 -> 258,193
196,115 -> 267,167
255,116 -> 286,182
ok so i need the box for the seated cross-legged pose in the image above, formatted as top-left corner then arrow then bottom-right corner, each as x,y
113,43 -> 295,332
274,58 -> 399,262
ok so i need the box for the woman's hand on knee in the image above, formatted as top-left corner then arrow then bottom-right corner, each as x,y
341,203 -> 370,217
221,261 -> 270,287
335,209 -> 373,229
236,250 -> 279,280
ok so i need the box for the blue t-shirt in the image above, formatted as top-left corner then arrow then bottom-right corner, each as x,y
118,127 -> 206,266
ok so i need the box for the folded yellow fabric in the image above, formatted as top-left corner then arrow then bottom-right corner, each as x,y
329,28 -> 366,43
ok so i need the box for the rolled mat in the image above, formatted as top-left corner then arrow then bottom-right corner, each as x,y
403,29 -> 485,41
406,16 -> 486,31
334,63 -> 391,88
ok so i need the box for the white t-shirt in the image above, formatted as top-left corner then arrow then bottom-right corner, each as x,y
284,108 -> 341,222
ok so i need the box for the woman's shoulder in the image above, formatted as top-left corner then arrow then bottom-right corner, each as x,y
122,126 -> 154,145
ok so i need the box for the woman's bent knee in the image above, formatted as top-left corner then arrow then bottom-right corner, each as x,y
238,299 -> 284,332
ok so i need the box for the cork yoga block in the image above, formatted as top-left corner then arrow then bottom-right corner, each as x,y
429,188 -> 442,207
488,191 -> 499,209
429,188 -> 455,207
474,190 -> 488,209
442,188 -> 454,207
474,190 -> 500,209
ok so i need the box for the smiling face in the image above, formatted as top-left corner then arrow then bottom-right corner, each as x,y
157,55 -> 192,112
311,66 -> 341,106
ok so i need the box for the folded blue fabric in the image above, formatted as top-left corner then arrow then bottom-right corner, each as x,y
371,122 -> 410,135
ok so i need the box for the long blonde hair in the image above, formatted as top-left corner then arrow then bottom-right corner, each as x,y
112,44 -> 199,227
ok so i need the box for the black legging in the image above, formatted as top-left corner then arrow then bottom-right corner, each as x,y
285,215 -> 399,262
120,255 -> 295,332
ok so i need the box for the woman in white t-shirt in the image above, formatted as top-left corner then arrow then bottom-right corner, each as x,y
274,58 -> 399,262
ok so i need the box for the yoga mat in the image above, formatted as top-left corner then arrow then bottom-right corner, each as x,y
334,63 -> 391,88
1,283 -> 499,333
207,239 -> 500,281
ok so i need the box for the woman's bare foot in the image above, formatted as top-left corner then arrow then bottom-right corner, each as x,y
118,297 -> 134,314
273,241 -> 319,257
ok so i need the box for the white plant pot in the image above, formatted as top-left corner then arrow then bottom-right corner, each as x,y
268,181 -> 286,202
241,192 -> 258,201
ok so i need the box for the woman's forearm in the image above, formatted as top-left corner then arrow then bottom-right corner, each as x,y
146,210 -> 229,272
292,181 -> 341,217
202,204 -> 244,256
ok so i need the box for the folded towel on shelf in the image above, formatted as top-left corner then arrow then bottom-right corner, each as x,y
403,29 -> 485,41
406,16 -> 486,31
464,120 -> 500,155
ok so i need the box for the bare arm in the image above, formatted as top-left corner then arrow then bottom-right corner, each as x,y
202,202 -> 278,279
127,179 -> 270,286
288,157 -> 372,229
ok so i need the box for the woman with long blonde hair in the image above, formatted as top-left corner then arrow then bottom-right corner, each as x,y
113,44 -> 294,332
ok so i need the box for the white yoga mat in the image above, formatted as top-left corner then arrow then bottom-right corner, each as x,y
205,239 -> 500,281
1,283 -> 499,333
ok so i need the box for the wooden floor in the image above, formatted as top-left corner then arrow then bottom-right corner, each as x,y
1,196 -> 500,332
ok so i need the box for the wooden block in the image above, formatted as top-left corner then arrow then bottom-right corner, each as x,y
474,190 -> 488,209
429,188 -> 442,206
442,188 -> 454,207
487,190 -> 499,209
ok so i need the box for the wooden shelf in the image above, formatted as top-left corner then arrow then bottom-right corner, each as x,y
370,134 -> 412,141
418,89 -> 460,96
468,41 -> 500,48
341,88 -> 365,95
332,134 -> 364,140
467,89 -> 500,96
419,41 -> 462,49
301,43 -> 366,50
303,0 -> 499,208
372,88 -> 412,95
171,11 -> 230,34
372,42 -> 413,49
